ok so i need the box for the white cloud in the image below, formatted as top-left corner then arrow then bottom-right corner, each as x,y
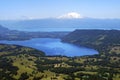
57,12 -> 83,19
18,16 -> 33,20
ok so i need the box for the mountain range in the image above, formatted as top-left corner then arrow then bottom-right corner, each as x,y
0,18 -> 120,31
0,25 -> 69,40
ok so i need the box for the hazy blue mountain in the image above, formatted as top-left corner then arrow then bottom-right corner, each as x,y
0,25 -> 10,33
0,18 -> 120,31
0,24 -> 69,40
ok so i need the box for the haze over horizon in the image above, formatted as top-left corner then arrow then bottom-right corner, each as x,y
0,0 -> 120,31
0,0 -> 120,20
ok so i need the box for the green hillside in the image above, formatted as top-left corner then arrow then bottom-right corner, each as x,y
0,43 -> 120,80
62,30 -> 120,53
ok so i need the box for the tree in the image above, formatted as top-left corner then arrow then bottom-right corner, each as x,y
19,72 -> 29,80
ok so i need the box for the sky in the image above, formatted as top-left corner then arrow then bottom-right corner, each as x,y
0,0 -> 120,20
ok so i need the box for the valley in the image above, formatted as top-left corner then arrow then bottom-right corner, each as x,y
0,25 -> 120,80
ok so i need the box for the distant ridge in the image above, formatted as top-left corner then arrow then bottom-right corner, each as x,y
0,24 -> 69,40
0,18 -> 120,31
0,25 -> 9,33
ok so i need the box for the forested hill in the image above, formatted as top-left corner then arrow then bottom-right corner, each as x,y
0,25 -> 69,40
0,43 -> 120,80
62,29 -> 120,53
0,44 -> 45,80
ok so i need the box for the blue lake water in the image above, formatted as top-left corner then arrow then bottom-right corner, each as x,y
0,38 -> 98,57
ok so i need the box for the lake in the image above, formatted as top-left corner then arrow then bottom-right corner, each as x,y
0,38 -> 98,57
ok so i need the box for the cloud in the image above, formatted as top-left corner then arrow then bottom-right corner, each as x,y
19,16 -> 33,20
57,12 -> 83,19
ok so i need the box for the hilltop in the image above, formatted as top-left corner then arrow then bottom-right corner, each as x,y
62,29 -> 120,54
